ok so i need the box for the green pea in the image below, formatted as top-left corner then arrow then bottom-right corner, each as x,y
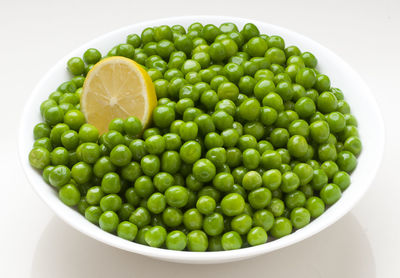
343,136 -> 362,156
336,151 -> 357,173
333,171 -> 351,190
247,227 -> 268,246
320,183 -> 342,205
187,230 -> 208,251
196,196 -> 216,215
290,207 -> 311,229
212,172 -> 234,192
117,221 -> 138,241
221,193 -> 245,216
165,230 -> 187,251
99,211 -> 119,233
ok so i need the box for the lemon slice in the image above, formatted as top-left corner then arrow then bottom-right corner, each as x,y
81,56 -> 157,134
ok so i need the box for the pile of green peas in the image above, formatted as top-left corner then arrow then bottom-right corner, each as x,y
29,22 -> 362,251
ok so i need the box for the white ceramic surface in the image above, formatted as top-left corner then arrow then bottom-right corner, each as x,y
18,16 -> 384,264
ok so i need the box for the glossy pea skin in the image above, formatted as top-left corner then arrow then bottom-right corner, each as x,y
248,187 -> 272,210
166,231 -> 187,251
344,136 -> 362,156
196,196 -> 216,215
262,169 -> 282,190
221,231 -> 242,250
290,207 -> 311,229
333,171 -> 351,190
247,227 -> 268,246
117,221 -> 138,241
306,196 -> 325,218
268,197 -> 285,217
187,230 -> 208,251
29,147 -> 51,170
287,135 -> 308,158
253,209 -> 274,231
141,154 -> 160,177
99,211 -> 119,233
193,159 -> 216,182
270,217 -> 292,238
318,92 -> 338,114
285,190 -> 306,209
100,194 -> 122,212
59,184 -> 81,206
321,161 -> 339,179
203,212 -> 224,236
213,172 -> 234,192
183,208 -> 203,230
310,120 -> 330,143
221,193 -> 245,216
293,163 -> 314,186
165,186 -> 189,208
281,171 -> 300,193
336,151 -> 358,173
320,183 -> 342,205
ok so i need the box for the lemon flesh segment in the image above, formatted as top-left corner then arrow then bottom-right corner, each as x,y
81,56 -> 156,134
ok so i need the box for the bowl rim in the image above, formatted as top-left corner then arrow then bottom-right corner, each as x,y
19,15 -> 385,263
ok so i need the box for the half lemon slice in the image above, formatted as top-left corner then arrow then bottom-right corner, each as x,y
81,56 -> 157,134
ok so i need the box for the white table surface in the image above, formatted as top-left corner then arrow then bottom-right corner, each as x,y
1,0 -> 399,277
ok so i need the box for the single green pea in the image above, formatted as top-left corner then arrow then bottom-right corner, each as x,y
78,124 -> 99,143
212,172 -> 234,192
152,105 -> 175,128
293,163 -> 314,186
344,136 -> 362,156
129,207 -> 151,228
140,154 -> 160,177
101,172 -> 121,194
310,120 -> 330,143
269,128 -> 290,148
100,194 -> 122,212
196,196 -> 216,216
202,212 -> 224,236
48,165 -> 70,188
165,230 -> 187,251
247,227 -> 268,246
187,230 -> 208,251
221,231 -> 242,250
242,148 -> 260,170
281,171 -> 300,193
99,211 -> 119,233
242,170 -> 262,191
117,221 -> 138,241
270,217 -> 292,238
248,187 -> 272,210
85,206 -> 102,224
221,193 -> 245,217
252,209 -> 274,231
320,183 -> 342,205
336,151 -> 358,173
285,190 -> 306,209
333,171 -> 351,190
318,91 -> 338,114
261,150 -> 282,170
305,196 -> 325,218
165,186 -> 189,208
287,135 -> 308,158
59,184 -> 81,206
67,57 -> 85,75
144,226 -> 167,247
290,207 -> 311,229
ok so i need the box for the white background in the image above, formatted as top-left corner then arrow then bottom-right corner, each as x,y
1,0 -> 399,277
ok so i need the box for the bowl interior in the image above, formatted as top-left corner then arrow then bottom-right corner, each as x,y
19,16 -> 384,264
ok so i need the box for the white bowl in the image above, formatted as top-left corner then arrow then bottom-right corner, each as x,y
19,16 -> 384,264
